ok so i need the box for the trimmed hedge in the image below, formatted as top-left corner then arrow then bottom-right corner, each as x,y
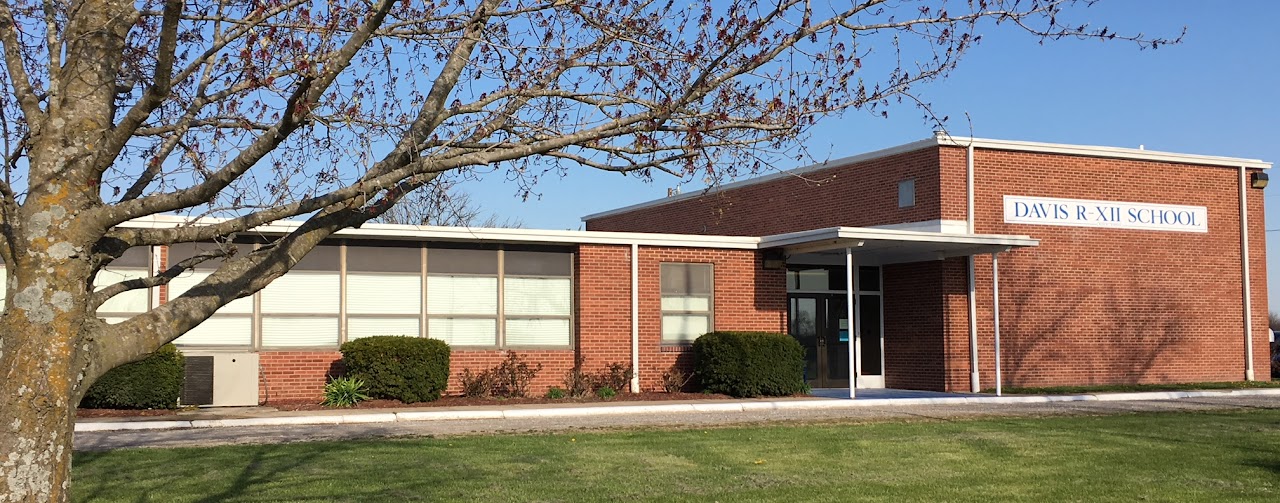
81,344 -> 185,409
340,336 -> 451,403
693,331 -> 807,398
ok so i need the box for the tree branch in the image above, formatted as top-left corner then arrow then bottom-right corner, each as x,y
0,1 -> 46,124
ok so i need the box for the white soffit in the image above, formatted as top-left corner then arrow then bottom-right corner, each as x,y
581,136 -> 1271,221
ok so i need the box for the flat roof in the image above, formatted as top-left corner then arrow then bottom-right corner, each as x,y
581,135 -> 1272,221
121,215 -> 1036,260
761,227 -> 1039,265
119,215 -> 762,249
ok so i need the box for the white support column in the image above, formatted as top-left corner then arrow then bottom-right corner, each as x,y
992,252 -> 1003,397
846,247 -> 857,400
968,256 -> 980,393
630,243 -> 641,393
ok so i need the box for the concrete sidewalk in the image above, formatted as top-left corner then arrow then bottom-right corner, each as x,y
74,388 -> 1280,433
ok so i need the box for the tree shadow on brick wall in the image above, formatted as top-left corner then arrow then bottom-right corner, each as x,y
998,266 -> 1193,387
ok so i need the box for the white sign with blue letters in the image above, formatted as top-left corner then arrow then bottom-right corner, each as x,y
1003,195 -> 1208,233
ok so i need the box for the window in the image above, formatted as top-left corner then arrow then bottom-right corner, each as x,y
158,240 -> 575,350
169,243 -> 255,346
898,178 -> 915,208
426,247 -> 499,347
425,247 -> 574,348
347,243 -> 422,340
259,245 -> 341,347
660,263 -> 713,344
95,247 -> 154,324
503,250 -> 573,347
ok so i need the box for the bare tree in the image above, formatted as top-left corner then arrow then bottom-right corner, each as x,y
376,180 -> 524,228
0,0 -> 1175,500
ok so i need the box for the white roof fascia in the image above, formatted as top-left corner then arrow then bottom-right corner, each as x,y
580,138 -> 939,221
758,226 -> 1040,250
936,136 -> 1272,170
117,214 -> 761,249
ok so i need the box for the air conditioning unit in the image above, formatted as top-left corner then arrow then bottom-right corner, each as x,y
181,352 -> 259,407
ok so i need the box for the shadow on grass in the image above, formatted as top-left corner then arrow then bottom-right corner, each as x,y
75,442 -> 330,503
1246,459 -> 1280,475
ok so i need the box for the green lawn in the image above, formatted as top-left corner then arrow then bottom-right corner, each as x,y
74,410 -> 1280,502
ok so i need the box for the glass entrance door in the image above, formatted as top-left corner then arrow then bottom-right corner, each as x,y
786,265 -> 884,390
789,294 -> 849,388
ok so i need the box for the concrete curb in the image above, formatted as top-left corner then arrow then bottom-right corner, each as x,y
73,388 -> 1280,433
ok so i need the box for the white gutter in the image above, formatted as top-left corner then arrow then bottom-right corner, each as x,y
1239,167 -> 1256,381
630,243 -> 641,392
966,143 -> 980,393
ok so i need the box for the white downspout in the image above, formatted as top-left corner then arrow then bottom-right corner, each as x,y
630,243 -> 642,392
1238,167 -> 1256,381
992,252 -> 1003,396
967,143 -> 980,393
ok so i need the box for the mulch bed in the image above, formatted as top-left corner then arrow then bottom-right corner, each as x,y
76,392 -> 735,417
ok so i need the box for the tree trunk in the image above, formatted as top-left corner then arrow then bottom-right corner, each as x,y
0,316 -> 80,503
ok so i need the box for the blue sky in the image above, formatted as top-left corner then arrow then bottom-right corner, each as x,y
451,1 -> 1280,310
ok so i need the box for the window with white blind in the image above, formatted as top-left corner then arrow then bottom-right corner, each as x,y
502,250 -> 573,347
426,247 -> 499,347
346,244 -> 421,340
660,263 -> 713,344
168,243 -> 255,347
94,247 -> 154,323
259,245 -> 340,347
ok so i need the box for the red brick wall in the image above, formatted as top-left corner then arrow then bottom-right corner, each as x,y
951,146 -> 1270,390
576,245 -> 787,392
254,244 -> 787,402
588,143 -> 1269,391
585,148 -> 943,235
258,351 -> 342,403
447,350 -> 576,396
636,247 -> 787,391
882,259 -> 969,391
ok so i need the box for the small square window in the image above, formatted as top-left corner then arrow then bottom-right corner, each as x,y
898,179 -> 915,208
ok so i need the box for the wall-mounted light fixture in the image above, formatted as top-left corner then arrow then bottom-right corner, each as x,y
1251,172 -> 1269,189
762,249 -> 786,269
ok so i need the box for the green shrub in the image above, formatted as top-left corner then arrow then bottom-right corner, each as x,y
81,344 -> 184,409
546,387 -> 566,399
692,331 -> 807,398
322,376 -> 370,408
596,386 -> 617,399
340,336 -> 451,403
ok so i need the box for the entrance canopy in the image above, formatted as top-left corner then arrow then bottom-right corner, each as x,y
764,226 -> 1037,399
759,226 -> 1038,264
